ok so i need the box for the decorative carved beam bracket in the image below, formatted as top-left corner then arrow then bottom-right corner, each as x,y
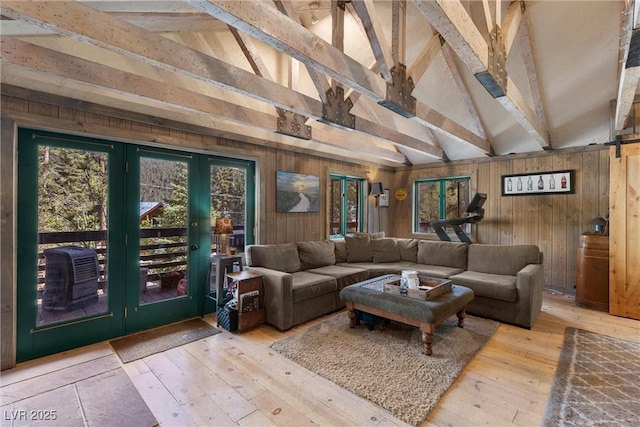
476,25 -> 507,98
321,86 -> 355,129
379,63 -> 416,118
276,108 -> 312,139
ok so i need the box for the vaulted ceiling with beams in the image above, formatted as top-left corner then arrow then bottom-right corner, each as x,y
1,1 -> 637,167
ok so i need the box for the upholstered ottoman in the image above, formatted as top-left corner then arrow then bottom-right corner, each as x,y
339,274 -> 475,355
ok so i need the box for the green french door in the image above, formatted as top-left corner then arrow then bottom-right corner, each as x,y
16,129 -> 255,361
123,146 -> 206,332
17,129 -> 126,362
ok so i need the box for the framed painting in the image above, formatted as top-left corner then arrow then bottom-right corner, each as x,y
502,170 -> 575,196
276,171 -> 320,212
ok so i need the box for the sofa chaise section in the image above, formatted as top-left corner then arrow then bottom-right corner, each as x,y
449,244 -> 543,328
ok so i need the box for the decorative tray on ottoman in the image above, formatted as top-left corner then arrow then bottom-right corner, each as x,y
384,276 -> 452,300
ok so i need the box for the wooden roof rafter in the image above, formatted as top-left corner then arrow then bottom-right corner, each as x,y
415,0 -> 550,149
0,0 -> 434,162
185,0 -> 490,156
614,0 -> 640,133
0,37 -> 405,166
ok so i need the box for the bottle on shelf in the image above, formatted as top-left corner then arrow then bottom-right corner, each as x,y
549,174 -> 556,189
538,176 -> 544,190
527,176 -> 533,191
507,178 -> 513,192
517,177 -> 522,191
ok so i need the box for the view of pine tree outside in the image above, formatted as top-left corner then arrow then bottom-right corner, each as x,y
139,158 -> 190,305
210,165 -> 246,233
37,146 -> 109,326
329,176 -> 363,237
415,177 -> 470,233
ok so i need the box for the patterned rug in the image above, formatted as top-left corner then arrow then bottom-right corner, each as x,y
269,313 -> 499,426
543,328 -> 640,426
110,318 -> 220,363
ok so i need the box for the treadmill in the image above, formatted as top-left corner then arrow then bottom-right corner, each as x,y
429,192 -> 486,244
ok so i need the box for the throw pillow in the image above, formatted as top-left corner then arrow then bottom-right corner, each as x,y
298,240 -> 336,270
370,238 -> 401,263
396,238 -> 418,262
417,240 -> 468,269
248,243 -> 301,273
345,234 -> 372,262
334,239 -> 348,263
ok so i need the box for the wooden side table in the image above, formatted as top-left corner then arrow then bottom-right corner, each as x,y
205,254 -> 243,322
227,270 -> 266,332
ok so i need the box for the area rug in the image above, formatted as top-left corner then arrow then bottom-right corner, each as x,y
269,313 -> 499,426
110,318 -> 220,363
542,328 -> 640,426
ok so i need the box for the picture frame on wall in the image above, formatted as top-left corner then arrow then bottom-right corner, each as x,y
276,171 -> 320,212
502,170 -> 575,196
379,188 -> 390,207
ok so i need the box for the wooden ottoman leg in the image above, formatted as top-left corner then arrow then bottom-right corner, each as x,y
456,307 -> 466,328
420,323 -> 436,356
346,302 -> 357,328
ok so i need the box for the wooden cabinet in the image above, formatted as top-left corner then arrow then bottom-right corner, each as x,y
227,270 -> 265,331
575,233 -> 609,312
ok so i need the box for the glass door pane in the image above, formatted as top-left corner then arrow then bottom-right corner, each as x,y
346,180 -> 361,233
210,164 -> 246,256
330,178 -> 342,236
139,157 -> 190,305
37,146 -> 109,326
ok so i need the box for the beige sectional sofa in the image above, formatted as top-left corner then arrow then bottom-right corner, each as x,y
245,234 -> 543,331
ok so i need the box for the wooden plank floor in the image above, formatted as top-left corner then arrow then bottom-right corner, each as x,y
2,291 -> 639,426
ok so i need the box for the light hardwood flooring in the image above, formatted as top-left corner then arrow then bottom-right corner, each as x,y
2,291 -> 639,426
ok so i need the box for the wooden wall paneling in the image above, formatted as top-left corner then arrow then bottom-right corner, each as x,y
485,160 -> 502,244
565,153 -> 583,292
599,149 -> 610,220
522,156 -> 540,246
58,106 -> 86,123
263,147 -> 277,244
84,111 -> 111,127
550,154 -> 569,290
475,162 -> 490,243
391,168 -> 412,237
511,159 -> 524,245
536,155 -> 554,289
581,150 -> 600,231
499,160 -> 514,245
109,116 -> 131,132
0,114 -> 17,370
28,100 -> 58,118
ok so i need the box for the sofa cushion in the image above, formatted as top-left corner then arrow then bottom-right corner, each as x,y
290,271 -> 337,303
370,238 -> 401,263
307,265 -> 369,290
417,240 -> 468,269
298,240 -> 336,270
246,243 -> 300,273
339,261 -> 414,277
345,234 -> 373,262
467,244 -> 540,276
334,239 -> 348,263
412,264 -> 465,279
449,271 -> 517,302
396,238 -> 418,262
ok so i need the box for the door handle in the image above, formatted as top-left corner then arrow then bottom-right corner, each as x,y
190,245 -> 199,251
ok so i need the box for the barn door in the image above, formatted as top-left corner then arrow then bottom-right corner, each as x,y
609,143 -> 640,319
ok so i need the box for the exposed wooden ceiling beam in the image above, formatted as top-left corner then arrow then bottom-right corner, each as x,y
1,38 -> 405,166
184,0 -> 490,154
615,0 -> 640,133
415,0 -> 549,149
273,0 -> 330,103
441,42 -> 487,140
350,0 -> 394,83
1,0 -> 434,159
